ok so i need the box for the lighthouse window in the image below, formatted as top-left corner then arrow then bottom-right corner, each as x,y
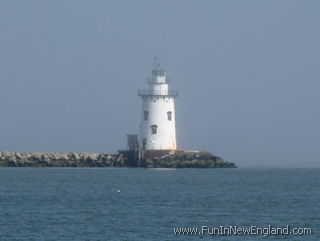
167,111 -> 172,121
151,125 -> 158,134
144,111 -> 149,121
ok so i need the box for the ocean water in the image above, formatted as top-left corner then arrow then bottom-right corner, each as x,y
0,168 -> 319,241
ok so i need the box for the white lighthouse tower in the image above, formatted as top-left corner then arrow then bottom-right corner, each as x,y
138,59 -> 178,150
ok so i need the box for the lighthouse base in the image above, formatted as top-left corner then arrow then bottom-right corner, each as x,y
140,149 -> 183,160
118,149 -> 237,168
118,149 -> 180,167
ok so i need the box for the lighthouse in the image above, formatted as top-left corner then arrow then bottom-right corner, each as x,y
138,59 -> 178,150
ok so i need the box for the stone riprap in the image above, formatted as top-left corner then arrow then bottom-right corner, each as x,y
142,151 -> 237,168
0,152 -> 125,167
0,151 -> 237,168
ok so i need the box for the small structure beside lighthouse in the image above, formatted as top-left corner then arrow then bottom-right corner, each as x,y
138,59 -> 178,151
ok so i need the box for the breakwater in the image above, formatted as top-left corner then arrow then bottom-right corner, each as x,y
0,151 -> 237,168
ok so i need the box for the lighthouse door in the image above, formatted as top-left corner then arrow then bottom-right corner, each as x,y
142,138 -> 147,149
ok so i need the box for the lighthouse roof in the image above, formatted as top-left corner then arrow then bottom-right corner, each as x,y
152,57 -> 166,77
152,67 -> 165,77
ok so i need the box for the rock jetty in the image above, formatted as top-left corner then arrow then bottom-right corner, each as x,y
142,151 -> 237,168
0,151 -> 237,168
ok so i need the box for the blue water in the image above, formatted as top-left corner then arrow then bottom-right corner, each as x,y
0,168 -> 319,241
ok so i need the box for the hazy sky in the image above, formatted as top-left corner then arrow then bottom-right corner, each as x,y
0,0 -> 319,167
